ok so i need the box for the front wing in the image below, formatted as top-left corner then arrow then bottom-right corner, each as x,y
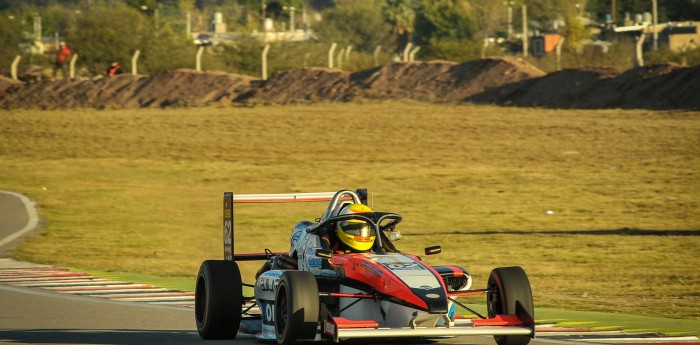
323,315 -> 534,342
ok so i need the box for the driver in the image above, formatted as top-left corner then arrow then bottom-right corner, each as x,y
323,203 -> 376,253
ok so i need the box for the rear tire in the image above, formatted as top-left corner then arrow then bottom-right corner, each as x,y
487,266 -> 534,345
275,271 -> 319,345
195,260 -> 243,339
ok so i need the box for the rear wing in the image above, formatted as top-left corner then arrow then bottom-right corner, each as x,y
223,189 -> 368,261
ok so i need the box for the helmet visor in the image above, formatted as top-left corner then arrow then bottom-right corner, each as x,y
339,221 -> 375,238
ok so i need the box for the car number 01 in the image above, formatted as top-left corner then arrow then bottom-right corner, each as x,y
262,301 -> 275,325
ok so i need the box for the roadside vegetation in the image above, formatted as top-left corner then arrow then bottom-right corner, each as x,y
1,0 -> 699,79
0,103 -> 698,321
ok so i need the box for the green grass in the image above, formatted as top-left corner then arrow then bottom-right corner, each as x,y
1,103 -> 698,326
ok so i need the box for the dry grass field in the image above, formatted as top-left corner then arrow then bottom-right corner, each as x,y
0,102 -> 698,320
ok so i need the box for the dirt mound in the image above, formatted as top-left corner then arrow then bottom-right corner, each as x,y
249,57 -> 545,103
0,75 -> 21,94
17,65 -> 53,81
247,67 -> 352,103
469,63 -> 700,109
349,57 -> 545,102
0,69 -> 255,109
0,58 -> 698,110
583,63 -> 700,109
123,69 -> 255,108
469,66 -> 621,108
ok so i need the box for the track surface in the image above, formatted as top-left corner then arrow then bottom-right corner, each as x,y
2,191 -> 698,345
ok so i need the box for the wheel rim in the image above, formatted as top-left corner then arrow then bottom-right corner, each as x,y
276,286 -> 288,336
487,282 -> 502,318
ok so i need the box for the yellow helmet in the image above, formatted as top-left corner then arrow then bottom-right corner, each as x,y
336,204 -> 376,252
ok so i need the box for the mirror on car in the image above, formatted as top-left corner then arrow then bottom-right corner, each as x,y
424,246 -> 442,256
316,248 -> 334,259
388,230 -> 401,242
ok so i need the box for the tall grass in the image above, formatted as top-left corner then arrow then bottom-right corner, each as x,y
0,103 -> 698,320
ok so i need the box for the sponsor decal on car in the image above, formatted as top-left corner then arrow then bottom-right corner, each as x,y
291,231 -> 302,245
360,261 -> 384,277
308,257 -> 322,268
383,262 -> 424,270
257,274 -> 280,292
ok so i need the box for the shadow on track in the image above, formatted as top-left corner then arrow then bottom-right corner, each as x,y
0,329 -> 201,345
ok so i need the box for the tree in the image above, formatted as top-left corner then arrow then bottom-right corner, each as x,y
415,0 -> 475,42
561,11 -> 590,52
315,2 -> 394,52
381,0 -> 415,52
67,2 -> 192,75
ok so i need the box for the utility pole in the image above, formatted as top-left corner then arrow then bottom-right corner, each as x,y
261,0 -> 266,31
186,11 -> 191,37
522,5 -> 528,57
33,15 -> 41,40
507,2 -> 513,40
289,7 -> 295,32
611,0 -> 616,23
652,0 -> 658,50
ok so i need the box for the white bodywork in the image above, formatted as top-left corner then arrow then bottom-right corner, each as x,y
254,270 -> 282,340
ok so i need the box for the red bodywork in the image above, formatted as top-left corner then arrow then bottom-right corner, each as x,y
327,253 -> 448,312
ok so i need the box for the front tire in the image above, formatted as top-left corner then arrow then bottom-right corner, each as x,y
487,266 -> 534,345
195,260 -> 243,339
275,271 -> 319,345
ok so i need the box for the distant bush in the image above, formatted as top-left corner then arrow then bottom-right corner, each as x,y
648,46 -> 700,67
419,39 -> 486,63
314,2 -> 394,53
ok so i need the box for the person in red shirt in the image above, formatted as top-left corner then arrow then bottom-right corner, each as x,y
53,42 -> 72,80
106,62 -> 122,77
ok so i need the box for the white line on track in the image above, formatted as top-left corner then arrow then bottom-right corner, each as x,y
0,266 -> 194,308
0,190 -> 39,248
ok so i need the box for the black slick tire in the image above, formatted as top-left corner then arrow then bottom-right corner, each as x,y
487,266 -> 534,345
195,260 -> 243,339
275,271 -> 319,345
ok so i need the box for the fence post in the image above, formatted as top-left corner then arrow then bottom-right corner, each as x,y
131,50 -> 141,75
409,46 -> 420,62
555,37 -> 565,71
261,44 -> 270,80
69,54 -> 78,79
337,47 -> 345,70
373,45 -> 381,66
635,33 -> 646,67
11,55 -> 21,80
402,42 -> 412,62
196,46 -> 204,72
328,42 -> 337,68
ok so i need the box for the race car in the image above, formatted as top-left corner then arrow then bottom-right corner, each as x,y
195,189 -> 535,345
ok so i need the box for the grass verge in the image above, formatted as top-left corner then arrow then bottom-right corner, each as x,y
1,103 -> 698,322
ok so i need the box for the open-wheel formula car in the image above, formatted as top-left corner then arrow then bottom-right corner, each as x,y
195,189 -> 535,345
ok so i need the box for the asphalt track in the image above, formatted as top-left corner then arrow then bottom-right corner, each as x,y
0,191 -> 602,345
0,281 -> 553,345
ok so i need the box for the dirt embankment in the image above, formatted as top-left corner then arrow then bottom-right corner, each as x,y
1,57 -> 698,110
